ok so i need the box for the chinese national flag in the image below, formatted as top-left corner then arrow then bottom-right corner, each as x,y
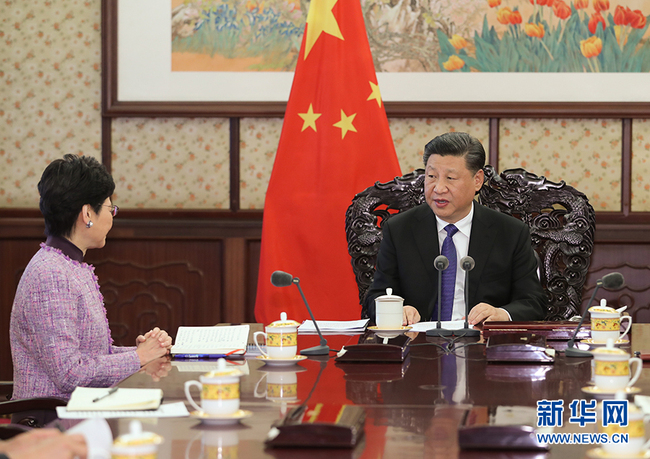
254,0 -> 402,324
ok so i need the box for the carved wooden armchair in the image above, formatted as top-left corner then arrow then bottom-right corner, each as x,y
345,165 -> 596,321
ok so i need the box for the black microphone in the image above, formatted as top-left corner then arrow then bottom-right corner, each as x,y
271,271 -> 294,287
270,270 -> 329,355
565,272 -> 626,357
457,256 -> 479,337
427,255 -> 453,337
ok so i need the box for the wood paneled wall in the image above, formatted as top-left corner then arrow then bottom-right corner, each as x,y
2,217 -> 649,381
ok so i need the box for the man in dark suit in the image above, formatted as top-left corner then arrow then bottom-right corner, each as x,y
365,132 -> 546,325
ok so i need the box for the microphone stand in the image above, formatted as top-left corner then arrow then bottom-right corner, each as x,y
293,278 -> 330,356
565,280 -> 603,357
427,256 -> 453,337
457,257 -> 479,337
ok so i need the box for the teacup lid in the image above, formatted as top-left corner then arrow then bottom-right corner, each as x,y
204,358 -> 243,378
268,311 -> 300,328
589,298 -> 615,314
376,288 -> 404,301
591,347 -> 628,356
113,420 -> 162,448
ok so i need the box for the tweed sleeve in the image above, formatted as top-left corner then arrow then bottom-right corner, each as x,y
18,269 -> 141,394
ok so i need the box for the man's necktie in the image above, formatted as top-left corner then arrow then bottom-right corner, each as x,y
440,224 -> 458,321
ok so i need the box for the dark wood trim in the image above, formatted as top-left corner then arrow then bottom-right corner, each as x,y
101,0 -> 117,118
223,238 -> 247,322
0,209 -> 264,220
488,118 -> 499,168
102,101 -> 650,120
230,118 -> 240,211
102,116 -> 112,172
622,118 -> 632,216
595,212 -> 650,224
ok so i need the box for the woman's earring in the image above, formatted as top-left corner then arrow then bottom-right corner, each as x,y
86,221 -> 93,228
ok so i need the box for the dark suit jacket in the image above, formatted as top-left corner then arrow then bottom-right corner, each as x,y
364,203 -> 547,322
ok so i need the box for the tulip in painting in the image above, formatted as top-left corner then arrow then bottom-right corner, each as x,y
580,36 -> 603,58
443,55 -> 465,71
524,22 -> 545,38
449,35 -> 469,50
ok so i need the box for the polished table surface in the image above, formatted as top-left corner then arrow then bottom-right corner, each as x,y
112,332 -> 648,459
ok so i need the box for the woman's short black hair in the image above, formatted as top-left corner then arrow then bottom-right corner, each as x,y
38,154 -> 115,237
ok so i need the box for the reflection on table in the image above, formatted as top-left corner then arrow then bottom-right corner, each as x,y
111,331 -> 636,459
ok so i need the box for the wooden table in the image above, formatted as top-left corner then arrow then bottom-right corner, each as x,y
113,332 -> 646,459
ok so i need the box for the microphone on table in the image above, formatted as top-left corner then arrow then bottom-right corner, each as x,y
270,271 -> 330,355
427,255 -> 454,337
457,256 -> 480,337
565,272 -> 625,358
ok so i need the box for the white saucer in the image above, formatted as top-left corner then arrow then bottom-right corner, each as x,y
587,447 -> 650,458
581,338 -> 630,346
256,355 -> 308,366
189,409 -> 252,426
367,326 -> 412,333
582,385 -> 641,395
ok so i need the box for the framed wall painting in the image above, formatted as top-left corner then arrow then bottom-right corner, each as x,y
103,0 -> 650,117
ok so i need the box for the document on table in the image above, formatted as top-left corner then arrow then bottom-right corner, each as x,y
410,320 -> 468,332
56,401 -> 189,419
171,324 -> 249,357
298,319 -> 369,334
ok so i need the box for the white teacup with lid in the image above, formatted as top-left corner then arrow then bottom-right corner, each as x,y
598,392 -> 650,456
184,358 -> 243,416
374,288 -> 404,329
111,420 -> 162,459
254,312 -> 300,359
592,346 -> 642,391
589,299 -> 632,343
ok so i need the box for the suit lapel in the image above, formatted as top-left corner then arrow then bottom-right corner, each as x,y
411,205 -> 440,279
468,203 -> 497,305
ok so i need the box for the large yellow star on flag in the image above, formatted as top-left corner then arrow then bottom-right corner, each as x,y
298,104 -> 322,132
367,81 -> 382,108
304,0 -> 344,59
333,110 -> 357,139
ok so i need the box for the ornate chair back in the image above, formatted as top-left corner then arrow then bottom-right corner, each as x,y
345,165 -> 596,320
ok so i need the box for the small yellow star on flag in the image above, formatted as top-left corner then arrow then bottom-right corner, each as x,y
333,110 -> 357,139
367,81 -> 382,108
298,104 -> 322,132
304,0 -> 344,59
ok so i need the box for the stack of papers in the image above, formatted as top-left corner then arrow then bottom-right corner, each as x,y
299,319 -> 369,334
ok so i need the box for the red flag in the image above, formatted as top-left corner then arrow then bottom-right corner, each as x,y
254,0 -> 402,324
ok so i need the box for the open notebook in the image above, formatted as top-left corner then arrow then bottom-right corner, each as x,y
66,387 -> 163,411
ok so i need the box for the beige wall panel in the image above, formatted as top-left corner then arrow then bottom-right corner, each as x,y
112,118 -> 230,209
388,118 -> 490,173
239,118 -> 282,210
0,0 -> 102,207
632,119 -> 650,212
499,119 -> 622,212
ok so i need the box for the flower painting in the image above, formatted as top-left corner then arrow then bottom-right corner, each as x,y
437,0 -> 650,72
171,0 -> 650,72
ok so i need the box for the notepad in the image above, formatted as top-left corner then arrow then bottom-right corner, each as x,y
171,324 -> 250,358
66,387 -> 163,411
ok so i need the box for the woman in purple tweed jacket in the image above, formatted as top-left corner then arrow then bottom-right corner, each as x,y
10,155 -> 172,400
